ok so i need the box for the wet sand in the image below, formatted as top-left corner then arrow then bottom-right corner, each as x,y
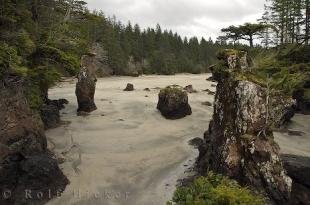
46,74 -> 310,205
46,74 -> 215,205
274,114 -> 310,157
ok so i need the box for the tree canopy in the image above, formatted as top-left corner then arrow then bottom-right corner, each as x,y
221,23 -> 269,47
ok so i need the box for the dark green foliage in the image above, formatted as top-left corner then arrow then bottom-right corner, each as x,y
278,45 -> 310,63
30,46 -> 79,76
247,45 -> 310,114
167,172 -> 264,205
261,0 -> 309,45
221,23 -> 269,47
0,42 -> 23,79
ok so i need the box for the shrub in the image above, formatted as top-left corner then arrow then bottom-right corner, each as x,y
167,172 -> 264,205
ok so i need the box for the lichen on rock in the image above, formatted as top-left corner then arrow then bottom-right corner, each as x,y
198,49 -> 293,204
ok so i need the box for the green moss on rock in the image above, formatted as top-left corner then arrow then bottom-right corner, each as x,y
167,172 -> 264,205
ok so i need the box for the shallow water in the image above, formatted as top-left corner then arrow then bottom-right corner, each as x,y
46,74 -> 310,205
274,114 -> 310,157
46,74 -> 215,205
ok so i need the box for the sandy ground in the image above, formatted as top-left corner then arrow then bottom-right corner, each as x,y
45,74 -> 310,205
46,74 -> 215,205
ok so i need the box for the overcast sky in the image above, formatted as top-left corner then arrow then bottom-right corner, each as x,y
85,0 -> 266,41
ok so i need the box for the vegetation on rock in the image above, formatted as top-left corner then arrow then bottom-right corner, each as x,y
167,172 -> 264,205
157,85 -> 192,119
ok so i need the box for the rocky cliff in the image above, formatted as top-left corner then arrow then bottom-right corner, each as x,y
0,76 -> 68,204
198,50 -> 293,204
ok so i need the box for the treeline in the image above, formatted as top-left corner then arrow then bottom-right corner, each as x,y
218,0 -> 309,48
0,0 -> 226,108
0,0 -> 224,81
260,0 -> 310,46
102,20 -> 222,75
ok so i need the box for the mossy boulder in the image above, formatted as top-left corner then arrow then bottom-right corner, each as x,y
157,85 -> 192,119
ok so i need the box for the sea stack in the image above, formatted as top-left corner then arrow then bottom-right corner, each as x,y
198,49 -> 293,204
76,53 -> 97,113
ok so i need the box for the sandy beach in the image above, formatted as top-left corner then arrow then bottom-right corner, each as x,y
45,74 -> 310,205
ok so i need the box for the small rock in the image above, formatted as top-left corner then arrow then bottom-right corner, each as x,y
77,111 -> 90,117
211,84 -> 216,87
118,119 -> 125,121
202,101 -> 213,106
188,137 -> 204,148
144,88 -> 151,91
55,153 -> 66,164
145,95 -> 149,97
287,130 -> 305,136
184,85 -> 198,93
206,76 -> 216,82
203,89 -> 215,95
47,98 -> 69,110
124,83 -> 134,91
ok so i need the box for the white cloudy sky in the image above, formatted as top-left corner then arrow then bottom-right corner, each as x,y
85,0 -> 266,40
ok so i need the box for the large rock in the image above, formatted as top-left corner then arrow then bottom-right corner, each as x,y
281,154 -> 310,205
198,50 -> 292,204
0,76 -> 68,204
76,55 -> 97,113
157,86 -> 192,119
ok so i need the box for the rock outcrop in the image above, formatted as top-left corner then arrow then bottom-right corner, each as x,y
198,50 -> 292,204
157,86 -> 192,119
0,76 -> 68,204
76,55 -> 97,113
